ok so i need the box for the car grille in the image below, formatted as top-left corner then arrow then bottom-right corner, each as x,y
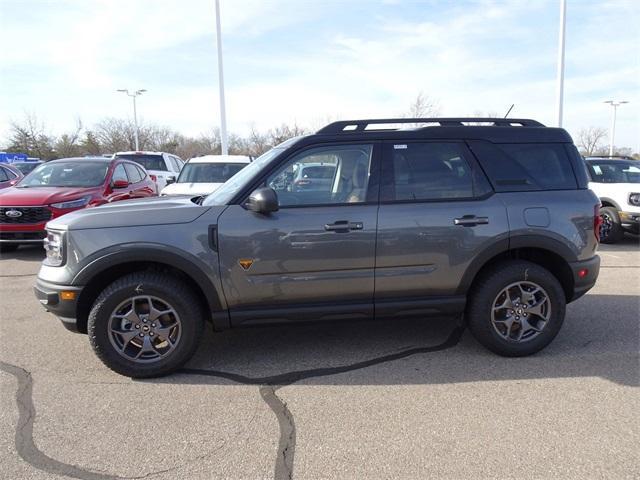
0,207 -> 52,224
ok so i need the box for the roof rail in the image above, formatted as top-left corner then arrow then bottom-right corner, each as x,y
584,155 -> 635,161
316,118 -> 545,135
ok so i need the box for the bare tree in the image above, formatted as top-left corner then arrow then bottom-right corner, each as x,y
267,123 -> 307,146
6,113 -> 56,160
576,127 -> 608,156
54,118 -> 84,158
405,92 -> 440,118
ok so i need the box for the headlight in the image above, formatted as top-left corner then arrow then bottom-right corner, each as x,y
50,195 -> 91,209
43,230 -> 64,266
628,193 -> 640,207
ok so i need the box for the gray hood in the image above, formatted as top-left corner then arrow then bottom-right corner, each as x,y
47,196 -> 215,231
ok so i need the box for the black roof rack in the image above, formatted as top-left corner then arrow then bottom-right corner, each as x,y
316,118 -> 545,135
584,155 -> 635,161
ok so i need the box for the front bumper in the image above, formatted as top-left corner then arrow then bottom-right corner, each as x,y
34,278 -> 83,332
569,255 -> 600,302
0,223 -> 47,243
619,211 -> 640,231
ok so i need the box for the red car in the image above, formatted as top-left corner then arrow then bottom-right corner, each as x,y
0,157 -> 156,252
0,163 -> 24,190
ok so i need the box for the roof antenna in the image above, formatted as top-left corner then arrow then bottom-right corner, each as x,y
504,104 -> 515,118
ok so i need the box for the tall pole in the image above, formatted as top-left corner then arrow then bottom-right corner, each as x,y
609,104 -> 616,157
132,95 -> 139,151
215,0 -> 229,155
555,0 -> 567,127
117,89 -> 146,151
604,100 -> 629,156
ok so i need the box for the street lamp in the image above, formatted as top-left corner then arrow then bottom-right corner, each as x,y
117,89 -> 147,151
604,100 -> 629,156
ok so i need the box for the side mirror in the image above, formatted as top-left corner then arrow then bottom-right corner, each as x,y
112,179 -> 129,189
165,176 -> 176,185
246,187 -> 279,214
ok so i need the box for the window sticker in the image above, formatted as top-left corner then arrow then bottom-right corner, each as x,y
593,165 -> 602,175
394,144 -> 407,150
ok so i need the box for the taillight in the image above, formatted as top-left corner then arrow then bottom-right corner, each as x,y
594,204 -> 602,242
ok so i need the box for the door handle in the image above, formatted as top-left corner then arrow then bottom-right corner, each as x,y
324,220 -> 364,232
453,215 -> 489,226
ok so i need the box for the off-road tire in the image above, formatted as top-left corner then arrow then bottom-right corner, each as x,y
599,207 -> 624,244
88,272 -> 204,378
466,260 -> 566,357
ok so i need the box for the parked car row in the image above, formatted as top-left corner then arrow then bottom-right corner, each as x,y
0,151 -> 253,252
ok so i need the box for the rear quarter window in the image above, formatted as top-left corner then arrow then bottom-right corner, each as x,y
468,141 -> 578,191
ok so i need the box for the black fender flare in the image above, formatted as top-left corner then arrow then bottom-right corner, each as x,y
72,243 -> 229,329
456,235 -> 577,295
598,197 -> 621,210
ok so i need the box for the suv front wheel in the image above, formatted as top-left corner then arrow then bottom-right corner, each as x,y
466,261 -> 566,357
599,206 -> 624,244
88,272 -> 204,378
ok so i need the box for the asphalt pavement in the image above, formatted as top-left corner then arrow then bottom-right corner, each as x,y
1,236 -> 638,479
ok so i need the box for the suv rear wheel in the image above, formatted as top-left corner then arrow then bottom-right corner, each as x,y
466,261 -> 566,357
88,272 -> 204,378
599,206 -> 624,244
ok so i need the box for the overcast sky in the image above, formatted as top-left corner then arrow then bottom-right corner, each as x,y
1,0 -> 638,149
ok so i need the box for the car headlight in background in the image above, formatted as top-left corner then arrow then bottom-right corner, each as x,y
628,193 -> 640,207
43,230 -> 64,266
50,195 -> 91,209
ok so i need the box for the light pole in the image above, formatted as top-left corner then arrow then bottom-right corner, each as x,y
215,0 -> 228,155
117,89 -> 147,151
604,100 -> 629,156
555,0 -> 567,127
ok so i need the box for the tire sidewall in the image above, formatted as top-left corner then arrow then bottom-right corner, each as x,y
600,207 -> 623,244
89,277 -> 202,377
468,262 -> 566,356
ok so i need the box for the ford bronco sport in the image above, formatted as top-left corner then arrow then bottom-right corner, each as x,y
34,118 -> 601,378
584,156 -> 640,243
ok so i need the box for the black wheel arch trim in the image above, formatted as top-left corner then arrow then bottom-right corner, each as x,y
599,197 -> 621,210
457,234 -> 578,295
71,243 -> 230,329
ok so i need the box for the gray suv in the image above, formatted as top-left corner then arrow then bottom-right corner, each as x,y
34,118 -> 601,377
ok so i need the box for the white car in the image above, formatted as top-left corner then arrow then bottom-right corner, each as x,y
585,156 -> 640,243
114,151 -> 184,191
160,155 -> 251,196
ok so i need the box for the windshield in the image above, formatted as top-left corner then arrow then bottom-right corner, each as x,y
587,160 -> 640,183
203,148 -> 283,205
18,161 -> 109,188
116,154 -> 167,171
177,162 -> 247,184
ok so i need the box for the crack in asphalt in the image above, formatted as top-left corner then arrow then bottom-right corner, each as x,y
180,323 -> 465,480
0,323 -> 465,480
0,361 -> 118,480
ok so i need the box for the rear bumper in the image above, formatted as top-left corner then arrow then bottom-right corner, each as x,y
33,278 -> 83,332
568,255 -> 600,302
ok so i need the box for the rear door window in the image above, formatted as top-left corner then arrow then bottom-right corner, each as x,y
0,167 -> 9,182
381,142 -> 490,201
468,141 -> 578,191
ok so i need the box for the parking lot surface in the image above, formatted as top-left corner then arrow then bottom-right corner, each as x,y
1,237 -> 639,480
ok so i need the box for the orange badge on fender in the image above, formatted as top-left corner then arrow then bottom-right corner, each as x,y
238,259 -> 254,271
